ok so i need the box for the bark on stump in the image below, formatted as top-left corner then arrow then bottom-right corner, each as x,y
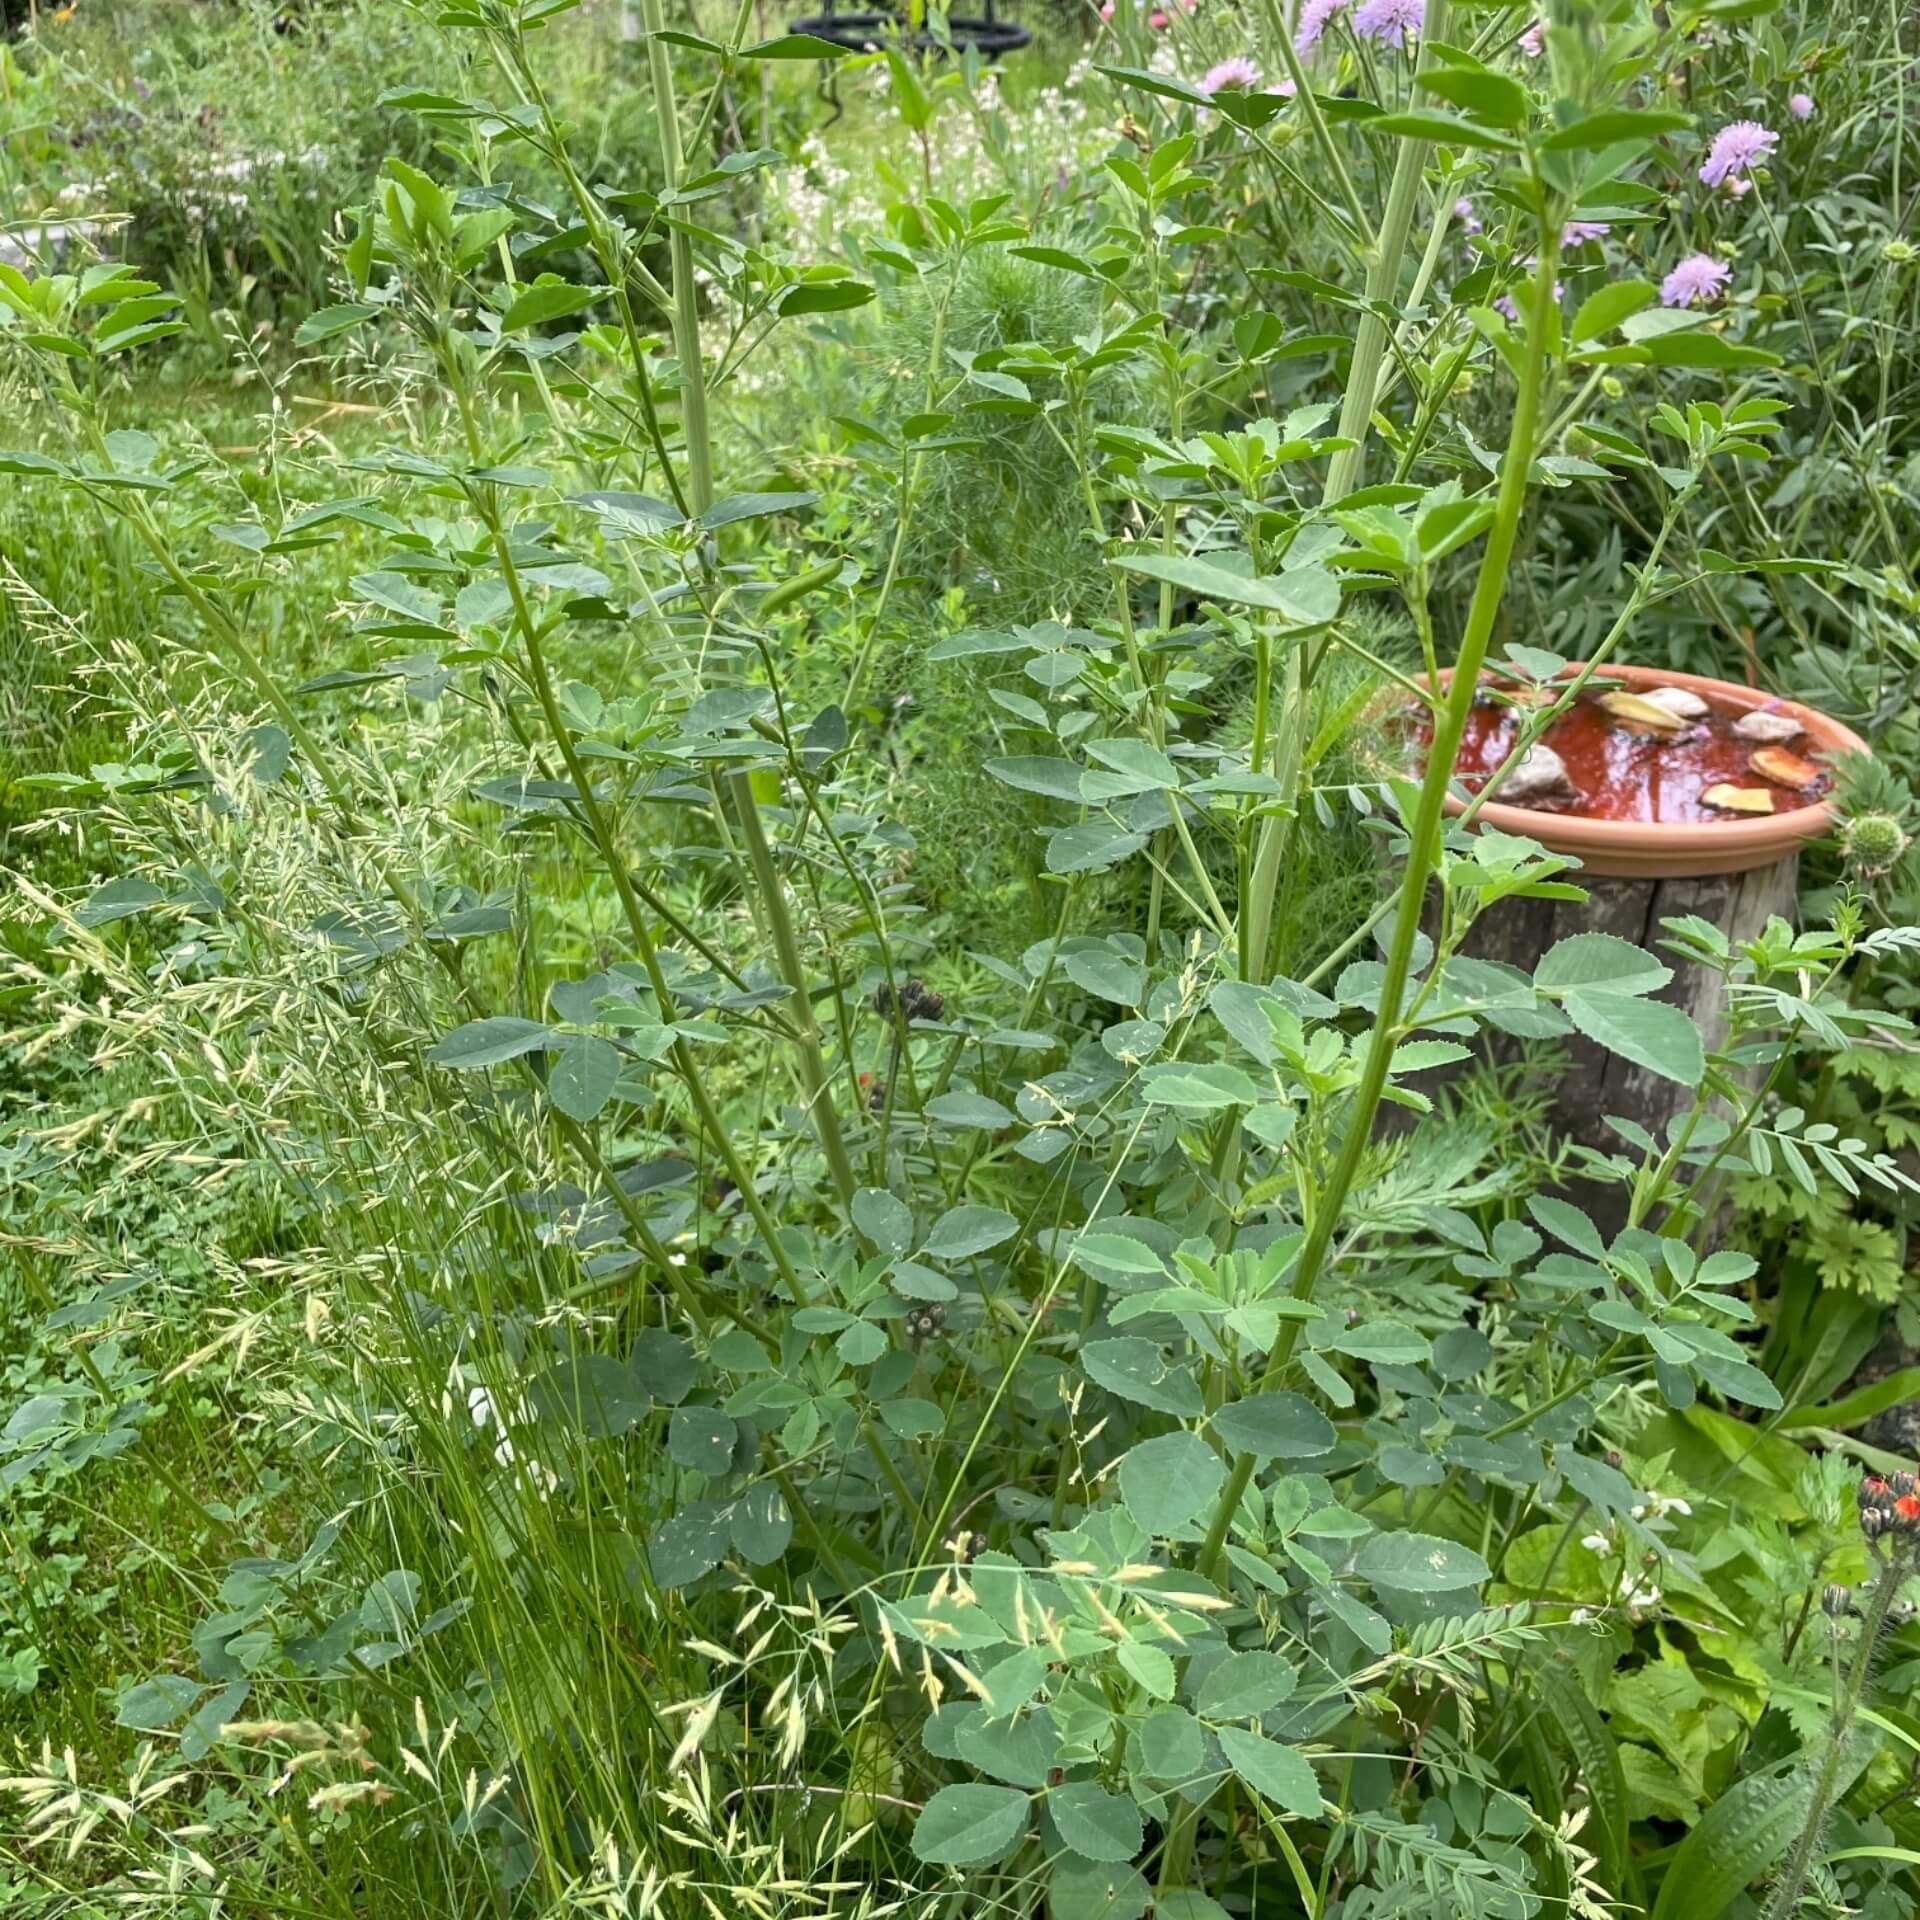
1418,856 -> 1798,1226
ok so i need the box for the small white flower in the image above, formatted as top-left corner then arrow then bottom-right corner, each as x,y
1581,1532 -> 1612,1553
469,1385 -> 497,1430
1569,1607 -> 1594,1625
493,1435 -> 517,1468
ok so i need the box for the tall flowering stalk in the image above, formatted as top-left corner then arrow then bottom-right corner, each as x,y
1159,224 -> 1565,1896
1759,1475 -> 1919,1919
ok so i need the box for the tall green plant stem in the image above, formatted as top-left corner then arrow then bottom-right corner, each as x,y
1157,224 -> 1561,1898
1238,1 -> 1448,985
1758,1554 -> 1903,1920
634,0 -> 856,1205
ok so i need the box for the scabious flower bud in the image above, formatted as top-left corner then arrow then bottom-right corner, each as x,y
1822,1583 -> 1852,1617
1891,1470 -> 1919,1499
1862,1504 -> 1892,1543
1840,812 -> 1909,880
1859,1474 -> 1891,1510
1885,239 -> 1916,265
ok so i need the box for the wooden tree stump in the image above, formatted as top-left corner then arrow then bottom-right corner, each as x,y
1446,853 -> 1798,1167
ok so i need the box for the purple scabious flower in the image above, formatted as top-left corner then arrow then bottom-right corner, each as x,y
1295,0 -> 1347,51
1200,55 -> 1262,94
1352,0 -> 1422,48
1700,119 -> 1779,189
1562,220 -> 1611,246
1454,195 -> 1482,235
1789,91 -> 1814,120
1661,252 -> 1732,308
1518,17 -> 1543,55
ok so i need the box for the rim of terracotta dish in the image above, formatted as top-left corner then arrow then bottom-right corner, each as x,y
1429,662 -> 1872,872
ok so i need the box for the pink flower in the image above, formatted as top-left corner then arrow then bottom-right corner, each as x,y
1352,0 -> 1422,47
1700,119 -> 1779,189
1518,18 -> 1543,55
1295,0 -> 1347,51
1272,75 -> 1298,96
1661,252 -> 1732,307
1454,195 -> 1482,235
1148,8 -> 1168,24
1789,91 -> 1814,120
1562,220 -> 1610,246
1200,55 -> 1263,94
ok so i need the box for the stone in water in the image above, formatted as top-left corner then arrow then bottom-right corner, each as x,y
1702,783 -> 1775,815
1641,685 -> 1710,720
1598,690 -> 1687,734
1749,746 -> 1821,790
1732,707 -> 1806,745
1496,743 -> 1573,803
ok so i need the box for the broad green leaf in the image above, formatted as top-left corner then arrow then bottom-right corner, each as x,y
1064,950 -> 1146,1004
1138,1063 -> 1261,1111
1082,1338 -> 1204,1418
1367,110 -> 1521,151
742,31 -> 846,56
1354,1530 -> 1490,1593
1113,552 -> 1340,625
1048,822 -> 1150,874
1324,1321 -> 1430,1365
1068,1232 -> 1167,1276
502,279 -> 607,331
731,1484 -> 792,1564
548,1034 -> 621,1121
1137,1706 -> 1206,1780
668,1404 -> 737,1472
987,755 -> 1087,801
76,876 -> 166,928
1649,1762 -> 1818,1920
1050,1858 -> 1151,1920
527,1353 -> 649,1438
1562,990 -> 1705,1087
1211,1392 -> 1335,1461
648,1499 -> 733,1588
926,1091 -> 1017,1129
924,1204 -> 1019,1260
1416,66 -> 1530,127
1217,1725 -> 1322,1816
1534,932 -> 1671,996
1085,737 -> 1182,790
911,1783 -> 1030,1865
294,302 -> 379,345
116,1673 -> 204,1730
1047,1781 -> 1143,1864
852,1187 -> 915,1256
1529,1194 -> 1607,1258
352,570 -> 443,626
1540,107 -> 1693,151
1571,279 -> 1655,343
1118,1432 -> 1224,1535
1116,1638 -> 1177,1698
428,1017 -> 558,1069
1195,1650 -> 1298,1719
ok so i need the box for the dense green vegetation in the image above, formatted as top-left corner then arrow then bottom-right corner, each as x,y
6,0 -> 1920,1915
